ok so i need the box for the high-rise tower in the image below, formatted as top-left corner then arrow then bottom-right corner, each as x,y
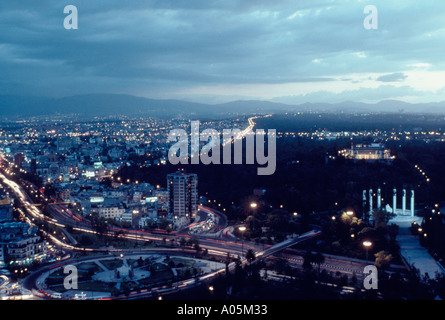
167,171 -> 198,220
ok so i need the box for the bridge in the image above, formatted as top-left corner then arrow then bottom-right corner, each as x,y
255,229 -> 322,260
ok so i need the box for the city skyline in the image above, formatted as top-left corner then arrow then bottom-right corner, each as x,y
1,112 -> 445,301
1,1 -> 445,105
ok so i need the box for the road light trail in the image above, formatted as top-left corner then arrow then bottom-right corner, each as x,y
221,114 -> 271,148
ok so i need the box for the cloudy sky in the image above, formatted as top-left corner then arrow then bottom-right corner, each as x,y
1,0 -> 445,104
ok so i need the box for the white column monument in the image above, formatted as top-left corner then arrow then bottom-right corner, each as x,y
369,189 -> 373,213
393,188 -> 397,214
402,189 -> 406,215
377,188 -> 382,210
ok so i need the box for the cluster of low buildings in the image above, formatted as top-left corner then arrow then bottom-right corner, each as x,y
0,191 -> 47,267
54,170 -> 199,230
0,118 -> 228,256
0,119 -> 178,186
56,179 -> 170,228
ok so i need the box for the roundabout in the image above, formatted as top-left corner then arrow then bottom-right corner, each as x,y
30,252 -> 225,300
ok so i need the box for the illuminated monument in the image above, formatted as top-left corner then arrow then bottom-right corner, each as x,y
363,187 -> 415,217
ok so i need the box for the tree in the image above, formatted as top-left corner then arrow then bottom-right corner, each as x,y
313,252 -> 325,274
90,214 -> 108,238
303,251 -> 314,270
374,250 -> 393,269
372,209 -> 393,227
266,210 -> 291,233
225,253 -> 231,278
271,258 -> 289,275
245,249 -> 256,265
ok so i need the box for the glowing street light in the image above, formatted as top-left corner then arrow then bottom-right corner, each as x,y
250,202 -> 257,231
239,226 -> 247,257
363,240 -> 372,261
363,240 -> 372,247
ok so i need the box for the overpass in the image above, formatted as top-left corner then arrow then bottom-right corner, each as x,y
255,229 -> 322,261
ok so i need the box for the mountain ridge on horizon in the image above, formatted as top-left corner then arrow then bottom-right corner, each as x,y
0,93 -> 444,119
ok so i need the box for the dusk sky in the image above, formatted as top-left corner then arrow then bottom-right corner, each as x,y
1,0 -> 445,104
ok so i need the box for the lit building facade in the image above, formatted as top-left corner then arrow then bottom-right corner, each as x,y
0,222 -> 47,265
341,143 -> 393,162
92,206 -> 125,220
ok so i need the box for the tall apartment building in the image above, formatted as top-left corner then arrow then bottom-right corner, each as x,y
167,171 -> 198,220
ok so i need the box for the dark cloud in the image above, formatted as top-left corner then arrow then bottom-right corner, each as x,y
377,73 -> 408,82
0,0 -> 445,102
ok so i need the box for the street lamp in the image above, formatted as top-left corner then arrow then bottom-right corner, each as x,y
346,210 -> 354,216
250,202 -> 257,231
238,226 -> 246,257
363,240 -> 372,261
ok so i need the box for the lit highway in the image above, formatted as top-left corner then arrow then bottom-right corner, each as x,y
0,168 -> 265,258
221,114 -> 272,149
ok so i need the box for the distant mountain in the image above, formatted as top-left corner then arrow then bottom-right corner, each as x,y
217,100 -> 295,113
0,94 -> 444,119
286,100 -> 445,114
0,95 -> 54,116
0,94 -> 215,118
